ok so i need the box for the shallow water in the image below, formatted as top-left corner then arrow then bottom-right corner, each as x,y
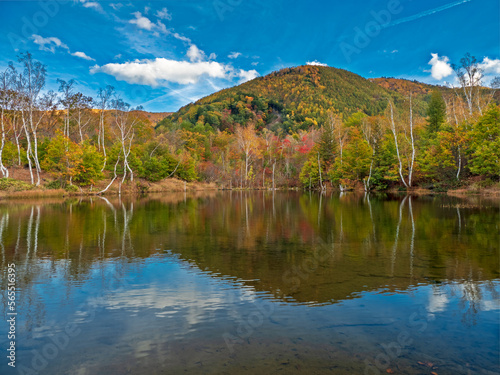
0,192 -> 498,374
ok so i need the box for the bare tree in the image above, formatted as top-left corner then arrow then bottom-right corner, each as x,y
17,52 -> 47,185
0,65 -> 16,177
72,93 -> 93,143
386,95 -> 417,188
7,65 -> 24,166
57,79 -> 76,140
387,100 -> 408,188
444,93 -> 468,180
96,85 -> 115,171
405,93 -> 416,187
452,53 -> 483,116
111,98 -> 136,193
484,76 -> 500,109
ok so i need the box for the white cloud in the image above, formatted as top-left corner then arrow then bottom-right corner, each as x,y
129,17 -> 184,41
169,31 -> 191,43
91,58 -> 228,86
31,34 -> 69,53
186,45 -> 205,62
129,11 -> 154,31
208,53 -> 217,60
156,7 -> 172,20
79,0 -> 104,13
155,21 -> 168,35
479,57 -> 500,75
237,69 -> 259,83
228,52 -> 242,59
83,2 -> 102,11
144,6 -> 150,14
114,54 -> 122,60
306,60 -> 328,66
428,53 -> 453,80
91,57 -> 259,87
71,51 -> 95,61
251,62 -> 259,66
31,34 -> 95,63
110,3 -> 123,11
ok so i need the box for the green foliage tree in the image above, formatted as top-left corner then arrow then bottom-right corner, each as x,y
299,149 -> 321,188
142,154 -> 180,182
426,89 -> 447,134
340,128 -> 372,181
468,104 -> 500,177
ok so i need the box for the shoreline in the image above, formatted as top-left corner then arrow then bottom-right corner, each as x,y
0,177 -> 498,200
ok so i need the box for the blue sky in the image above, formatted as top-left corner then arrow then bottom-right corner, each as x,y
0,0 -> 498,112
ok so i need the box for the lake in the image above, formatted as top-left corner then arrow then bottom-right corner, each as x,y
0,192 -> 498,374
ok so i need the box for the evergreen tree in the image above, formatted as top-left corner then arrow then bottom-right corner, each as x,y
426,89 -> 447,133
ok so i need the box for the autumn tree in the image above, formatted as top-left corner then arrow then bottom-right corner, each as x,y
41,132 -> 81,186
73,143 -> 104,187
299,146 -> 321,189
235,122 -> 261,187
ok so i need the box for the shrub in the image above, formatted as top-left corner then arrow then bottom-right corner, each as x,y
65,184 -> 79,193
0,178 -> 33,191
45,180 -> 62,189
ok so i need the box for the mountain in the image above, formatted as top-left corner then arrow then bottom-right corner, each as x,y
158,65 -> 438,133
370,77 -> 450,97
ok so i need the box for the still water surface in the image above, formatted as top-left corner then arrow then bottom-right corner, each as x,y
0,192 -> 498,374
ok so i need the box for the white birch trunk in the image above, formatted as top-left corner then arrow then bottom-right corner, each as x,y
389,101 -> 408,188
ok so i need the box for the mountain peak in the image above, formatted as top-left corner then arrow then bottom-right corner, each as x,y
163,65 -> 433,133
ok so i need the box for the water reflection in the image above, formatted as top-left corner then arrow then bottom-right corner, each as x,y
0,193 -> 499,309
0,192 -> 498,374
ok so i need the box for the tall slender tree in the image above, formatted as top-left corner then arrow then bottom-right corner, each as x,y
18,52 -> 47,185
96,85 -> 115,171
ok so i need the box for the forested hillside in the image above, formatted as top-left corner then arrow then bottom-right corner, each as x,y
0,52 -> 498,194
159,65 -> 434,135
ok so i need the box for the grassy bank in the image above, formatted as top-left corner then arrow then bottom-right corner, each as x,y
0,172 -> 217,199
0,167 -> 497,199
